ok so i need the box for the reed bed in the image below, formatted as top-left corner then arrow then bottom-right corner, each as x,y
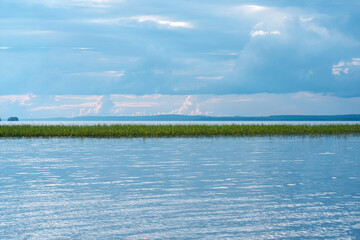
0,124 -> 359,138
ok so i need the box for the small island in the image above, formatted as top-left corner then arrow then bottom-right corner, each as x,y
8,117 -> 19,121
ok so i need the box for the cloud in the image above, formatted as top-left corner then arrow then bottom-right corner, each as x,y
236,5 -> 269,14
113,102 -> 157,108
204,98 -> 222,104
231,98 -> 253,102
1,93 -> 360,118
87,18 -> 124,24
195,76 -> 224,80
111,94 -> 137,99
169,95 -> 193,114
203,52 -> 238,56
31,102 -> 98,111
71,71 -> 125,79
72,47 -> 93,50
88,16 -> 194,29
299,17 -> 314,22
332,61 -> 348,76
0,94 -> 35,106
1,1 -> 360,98
223,5 -> 360,97
22,0 -> 119,8
0,47 -> 11,50
54,95 -> 103,101
352,58 -> 360,66
132,16 -> 193,29
250,30 -> 281,37
1,30 -> 56,35
110,94 -> 160,114
29,95 -> 109,117
163,95 -> 209,115
332,58 -> 360,76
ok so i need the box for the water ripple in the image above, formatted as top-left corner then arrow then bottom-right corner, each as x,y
0,137 -> 359,239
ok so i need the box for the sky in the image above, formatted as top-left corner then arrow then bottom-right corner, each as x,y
0,0 -> 360,118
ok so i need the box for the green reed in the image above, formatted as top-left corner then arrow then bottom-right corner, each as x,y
0,124 -> 359,138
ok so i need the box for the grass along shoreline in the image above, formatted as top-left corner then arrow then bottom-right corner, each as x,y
0,124 -> 359,138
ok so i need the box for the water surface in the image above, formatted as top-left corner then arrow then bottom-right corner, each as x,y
0,137 -> 359,239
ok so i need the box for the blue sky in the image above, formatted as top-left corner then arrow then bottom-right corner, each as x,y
0,0 -> 360,118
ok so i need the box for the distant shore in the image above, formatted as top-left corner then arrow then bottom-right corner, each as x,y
1,124 -> 360,138
22,114 -> 360,122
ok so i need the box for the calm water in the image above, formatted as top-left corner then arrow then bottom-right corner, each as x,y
0,137 -> 359,239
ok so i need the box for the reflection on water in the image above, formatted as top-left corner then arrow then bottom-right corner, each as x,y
0,137 -> 359,239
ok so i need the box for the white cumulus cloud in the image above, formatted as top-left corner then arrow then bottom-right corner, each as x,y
170,95 -> 193,115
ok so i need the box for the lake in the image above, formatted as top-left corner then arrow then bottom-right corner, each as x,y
0,137 -> 359,239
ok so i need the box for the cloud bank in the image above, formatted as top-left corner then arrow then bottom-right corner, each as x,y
1,93 -> 359,118
1,0 -> 360,116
